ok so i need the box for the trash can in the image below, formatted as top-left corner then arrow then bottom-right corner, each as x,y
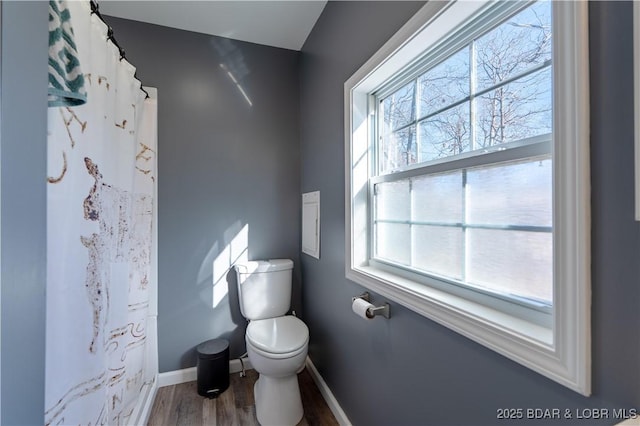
196,338 -> 229,398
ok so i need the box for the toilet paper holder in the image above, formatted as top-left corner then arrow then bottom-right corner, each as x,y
352,292 -> 390,319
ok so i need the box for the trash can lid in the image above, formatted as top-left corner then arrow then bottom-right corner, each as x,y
197,338 -> 229,360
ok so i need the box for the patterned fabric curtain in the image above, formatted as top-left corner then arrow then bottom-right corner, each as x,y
45,1 -> 157,424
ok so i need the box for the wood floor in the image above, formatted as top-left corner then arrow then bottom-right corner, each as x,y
147,368 -> 339,426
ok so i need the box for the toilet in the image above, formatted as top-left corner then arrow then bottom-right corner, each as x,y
234,259 -> 309,426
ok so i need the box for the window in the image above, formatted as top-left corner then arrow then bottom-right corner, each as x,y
345,0 -> 590,395
374,1 -> 553,313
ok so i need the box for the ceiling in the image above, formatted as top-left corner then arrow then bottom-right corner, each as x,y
100,1 -> 327,51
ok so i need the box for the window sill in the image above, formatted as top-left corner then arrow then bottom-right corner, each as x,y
350,264 -> 552,347
347,264 -> 590,393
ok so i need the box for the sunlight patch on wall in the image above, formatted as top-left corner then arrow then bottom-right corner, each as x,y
220,63 -> 253,107
212,224 -> 249,308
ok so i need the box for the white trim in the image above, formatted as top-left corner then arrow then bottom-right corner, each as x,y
305,357 -> 352,426
345,0 -> 590,395
158,367 -> 197,387
157,358 -> 253,388
230,357 -> 252,374
154,358 -> 351,425
302,191 -> 321,259
551,0 -> 591,395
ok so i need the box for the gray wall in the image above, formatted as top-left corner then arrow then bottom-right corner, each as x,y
106,14 -> 302,372
300,1 -> 640,425
0,1 -> 49,425
1,1 -> 639,425
589,1 -> 640,407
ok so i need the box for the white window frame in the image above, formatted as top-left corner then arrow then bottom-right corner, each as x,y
344,0 -> 590,395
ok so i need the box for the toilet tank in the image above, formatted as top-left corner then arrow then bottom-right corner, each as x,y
234,259 -> 293,320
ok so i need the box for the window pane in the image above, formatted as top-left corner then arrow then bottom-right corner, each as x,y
475,67 -> 552,148
413,225 -> 463,280
380,126 -> 417,172
383,82 -> 415,133
375,223 -> 410,265
412,172 -> 463,223
475,0 -> 552,92
376,180 -> 410,222
418,102 -> 470,162
466,229 -> 552,303
371,0 -> 556,311
466,158 -> 552,227
418,48 -> 469,118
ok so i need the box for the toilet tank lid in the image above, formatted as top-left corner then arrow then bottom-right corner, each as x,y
235,259 -> 293,274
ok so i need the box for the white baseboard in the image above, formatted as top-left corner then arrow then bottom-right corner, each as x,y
230,357 -> 252,374
157,366 -> 197,387
157,358 -> 253,388
154,356 -> 351,426
305,356 -> 352,426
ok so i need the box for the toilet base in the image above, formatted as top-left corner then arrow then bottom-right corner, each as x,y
254,374 -> 303,426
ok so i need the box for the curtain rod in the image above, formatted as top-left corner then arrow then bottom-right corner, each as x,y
89,0 -> 150,99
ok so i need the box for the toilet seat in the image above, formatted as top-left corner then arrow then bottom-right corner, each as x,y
246,316 -> 309,358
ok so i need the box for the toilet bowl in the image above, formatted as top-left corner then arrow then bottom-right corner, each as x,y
246,316 -> 309,425
234,260 -> 309,426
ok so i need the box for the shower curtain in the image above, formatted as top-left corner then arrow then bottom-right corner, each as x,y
45,1 -> 157,424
